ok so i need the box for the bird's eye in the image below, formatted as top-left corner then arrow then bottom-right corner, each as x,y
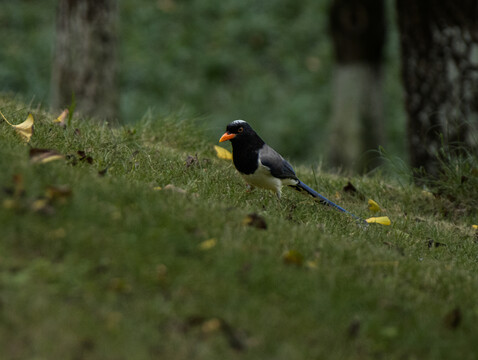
238,127 -> 244,133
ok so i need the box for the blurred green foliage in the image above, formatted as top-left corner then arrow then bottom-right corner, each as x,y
0,0 -> 406,162
0,1 -> 56,100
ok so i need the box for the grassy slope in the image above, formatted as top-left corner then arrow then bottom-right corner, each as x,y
1,97 -> 477,360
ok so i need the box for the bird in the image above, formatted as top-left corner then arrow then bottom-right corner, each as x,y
219,120 -> 365,223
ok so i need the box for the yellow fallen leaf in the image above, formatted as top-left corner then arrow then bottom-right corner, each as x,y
31,198 -> 50,212
282,250 -> 303,266
473,225 -> 478,229
421,190 -> 434,198
40,155 -> 64,163
368,199 -> 381,212
214,145 -> 232,160
305,260 -> 319,269
54,109 -> 68,126
153,186 -> 162,191
163,184 -> 187,194
29,148 -> 64,164
199,238 -> 217,250
3,199 -> 16,209
201,318 -> 222,333
1,110 -> 34,142
365,216 -> 391,226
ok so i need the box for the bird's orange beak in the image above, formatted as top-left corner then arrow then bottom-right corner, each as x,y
219,132 -> 236,142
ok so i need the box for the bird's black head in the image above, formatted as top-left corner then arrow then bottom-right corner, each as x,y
219,120 -> 262,144
219,120 -> 266,174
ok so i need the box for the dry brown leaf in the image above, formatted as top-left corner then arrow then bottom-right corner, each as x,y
342,181 -> 365,200
242,213 -> 267,229
444,307 -> 462,329
98,167 -> 108,177
77,150 -> 93,164
46,185 -> 72,202
185,154 -> 199,168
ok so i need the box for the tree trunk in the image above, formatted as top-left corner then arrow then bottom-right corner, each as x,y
327,0 -> 386,173
51,0 -> 118,124
396,0 -> 478,176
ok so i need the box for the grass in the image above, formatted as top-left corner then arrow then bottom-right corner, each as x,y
1,96 -> 478,360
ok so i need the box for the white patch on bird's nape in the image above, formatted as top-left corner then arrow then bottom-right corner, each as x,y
231,119 -> 247,125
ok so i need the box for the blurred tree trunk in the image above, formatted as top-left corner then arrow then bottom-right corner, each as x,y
327,0 -> 386,173
51,0 -> 118,124
396,0 -> 478,176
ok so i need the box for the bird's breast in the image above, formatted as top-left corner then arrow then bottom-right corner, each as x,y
240,163 -> 282,192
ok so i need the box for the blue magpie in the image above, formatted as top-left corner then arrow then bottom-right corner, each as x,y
219,120 -> 365,222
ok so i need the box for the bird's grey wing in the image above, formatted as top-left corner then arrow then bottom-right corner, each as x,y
258,144 -> 298,180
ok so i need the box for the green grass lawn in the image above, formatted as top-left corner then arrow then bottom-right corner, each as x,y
1,96 -> 477,360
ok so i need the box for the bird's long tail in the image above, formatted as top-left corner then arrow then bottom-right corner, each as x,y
291,181 -> 366,224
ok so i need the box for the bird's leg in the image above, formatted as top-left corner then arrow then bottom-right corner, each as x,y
275,190 -> 282,208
